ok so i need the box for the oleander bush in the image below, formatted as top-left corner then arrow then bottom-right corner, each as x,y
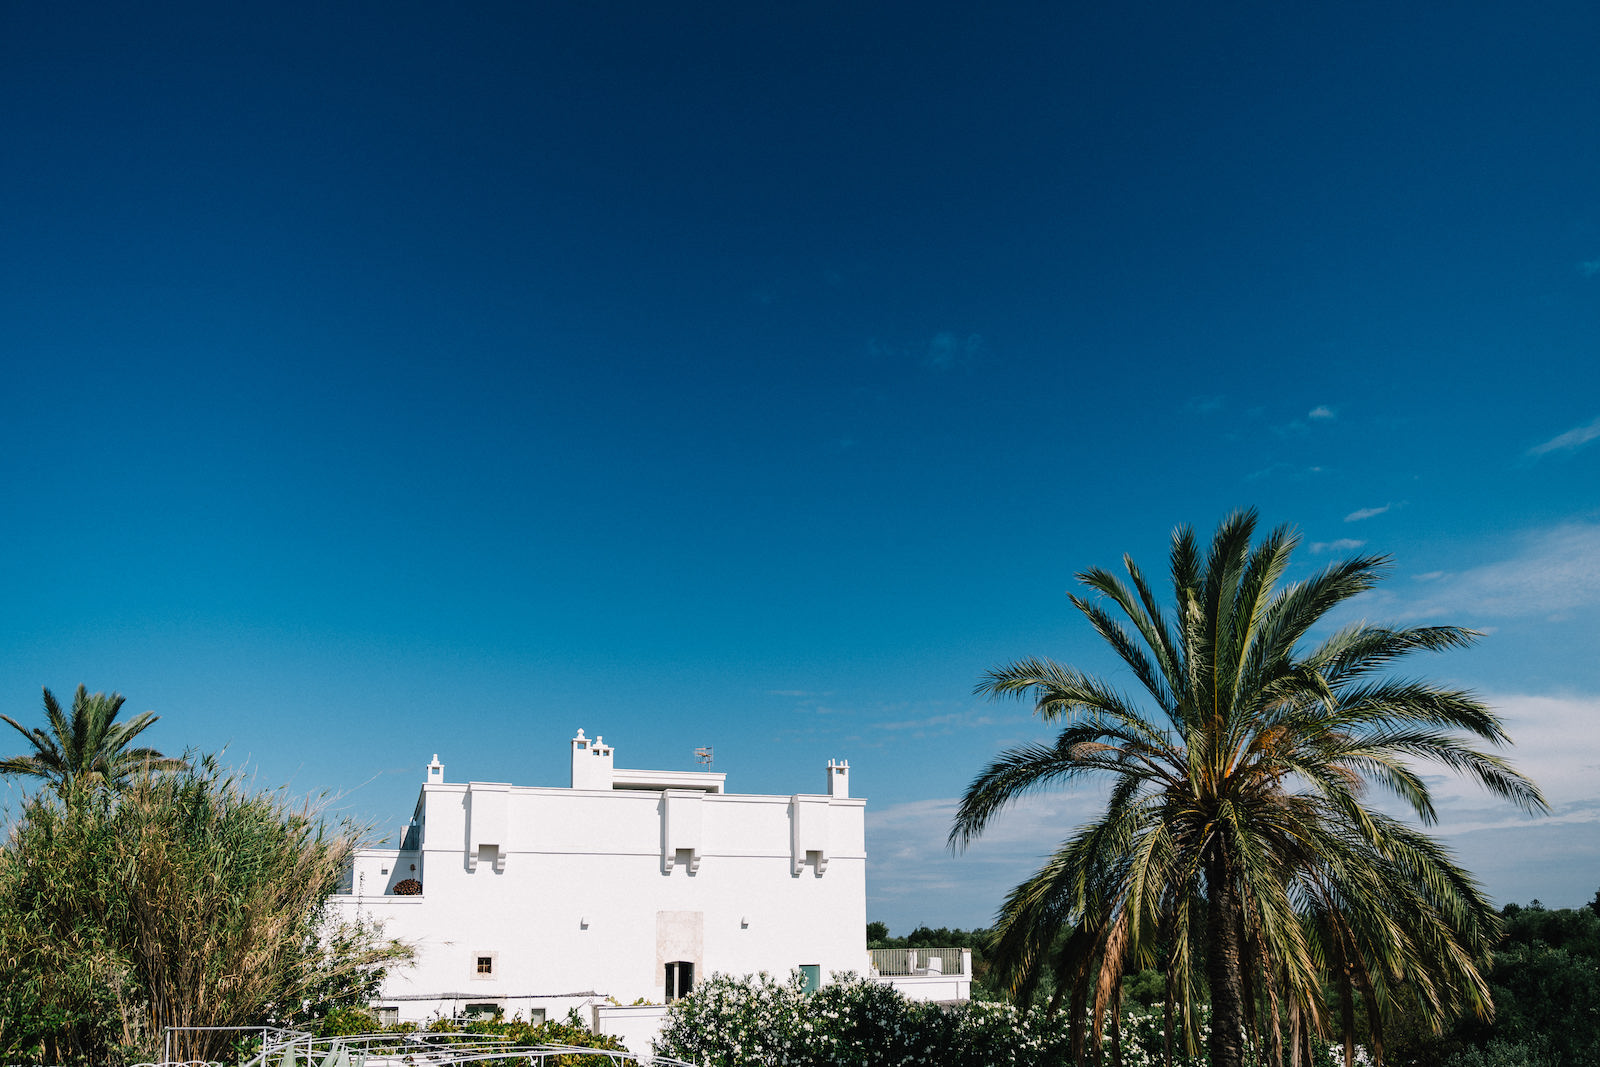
654,972 -> 1372,1067
654,971 -> 1074,1067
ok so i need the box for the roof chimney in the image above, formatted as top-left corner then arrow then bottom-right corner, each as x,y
827,759 -> 849,798
571,729 -> 615,790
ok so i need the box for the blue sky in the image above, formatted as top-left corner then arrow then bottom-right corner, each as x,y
2,2 -> 1597,933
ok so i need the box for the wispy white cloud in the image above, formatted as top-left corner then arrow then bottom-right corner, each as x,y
1383,522 -> 1600,620
867,788 -> 1110,925
1367,691 -> 1600,908
1188,395 -> 1225,414
1409,693 -> 1600,835
1579,258 -> 1600,278
1345,504 -> 1390,522
869,691 -> 1600,923
1308,405 -> 1336,420
866,690 -> 1600,925
771,694 -> 1020,753
1245,462 -> 1291,481
871,711 -> 995,733
1245,463 -> 1328,482
1528,415 -> 1600,457
927,331 -> 986,370
870,332 -> 987,371
1309,538 -> 1366,554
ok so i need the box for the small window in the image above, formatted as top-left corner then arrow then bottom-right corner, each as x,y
472,951 -> 498,979
463,1002 -> 501,1020
477,956 -> 494,975
665,960 -> 695,1001
375,1006 -> 399,1026
528,1007 -> 547,1025
799,964 -> 821,994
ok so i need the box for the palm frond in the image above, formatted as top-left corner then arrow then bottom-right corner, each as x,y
2,685 -> 181,799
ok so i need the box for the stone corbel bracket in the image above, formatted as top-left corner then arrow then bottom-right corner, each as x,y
466,781 -> 511,873
662,789 -> 704,874
790,794 -> 830,876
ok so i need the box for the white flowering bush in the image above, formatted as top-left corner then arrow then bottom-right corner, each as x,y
654,972 -> 1367,1067
806,973 -> 938,1066
654,972 -> 1072,1067
1114,1005 -> 1365,1067
654,971 -> 809,1066
1116,1005 -> 1208,1067
946,996 -> 1073,1067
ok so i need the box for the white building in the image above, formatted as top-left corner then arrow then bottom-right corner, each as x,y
333,730 -> 870,1032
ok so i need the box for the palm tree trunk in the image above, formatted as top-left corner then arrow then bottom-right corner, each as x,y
1206,853 -> 1248,1067
1068,971 -> 1090,1064
1163,988 -> 1175,1067
1330,926 -> 1357,1067
1109,983 -> 1125,1067
1339,977 -> 1356,1067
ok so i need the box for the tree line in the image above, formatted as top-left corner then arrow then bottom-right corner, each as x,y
870,899 -> 1600,1067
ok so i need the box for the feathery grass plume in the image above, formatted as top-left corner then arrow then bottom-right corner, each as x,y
0,754 -> 411,1064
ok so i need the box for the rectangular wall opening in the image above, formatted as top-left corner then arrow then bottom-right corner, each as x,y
665,960 -> 695,1001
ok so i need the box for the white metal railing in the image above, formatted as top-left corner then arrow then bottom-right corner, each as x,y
144,1025 -> 300,1067
866,947 -> 968,977
152,1026 -> 702,1067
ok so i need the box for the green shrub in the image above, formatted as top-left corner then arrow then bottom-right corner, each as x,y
422,1012 -> 628,1066
1444,1038 -> 1557,1067
314,1006 -> 380,1037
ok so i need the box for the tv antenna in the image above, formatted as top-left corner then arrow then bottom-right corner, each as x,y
694,747 -> 714,766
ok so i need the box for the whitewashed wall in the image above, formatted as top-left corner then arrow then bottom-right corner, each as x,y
331,733 -> 866,1026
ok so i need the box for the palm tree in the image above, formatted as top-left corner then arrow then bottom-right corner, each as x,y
1,685 -> 186,799
951,512 -> 1546,1067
